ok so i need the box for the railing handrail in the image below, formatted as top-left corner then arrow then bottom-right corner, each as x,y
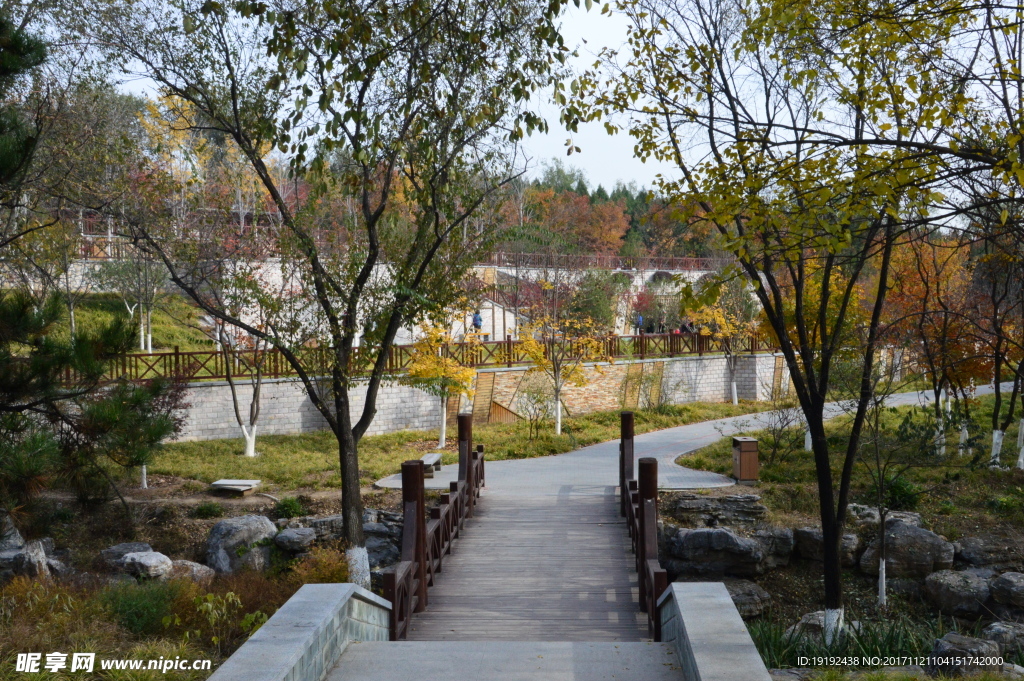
80,333 -> 778,386
384,413 -> 484,641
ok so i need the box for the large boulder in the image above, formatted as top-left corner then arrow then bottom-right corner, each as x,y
794,527 -> 862,567
168,560 -> 215,586
309,514 -> 345,540
927,633 -> 1001,677
5,540 -> 50,580
859,520 -> 954,578
846,504 -> 921,528
0,512 -> 24,551
101,542 -> 153,567
667,493 -> 768,527
958,535 -> 1024,570
983,621 -> 1024,656
754,527 -> 794,569
275,528 -> 316,553
664,528 -> 766,577
120,552 -> 173,580
723,579 -> 772,618
205,515 -> 277,574
925,570 -> 991,618
991,572 -> 1024,608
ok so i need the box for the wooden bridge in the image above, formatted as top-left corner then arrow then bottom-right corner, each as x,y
210,413 -> 772,681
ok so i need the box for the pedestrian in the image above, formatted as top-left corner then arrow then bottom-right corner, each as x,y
635,313 -> 644,334
472,310 -> 483,333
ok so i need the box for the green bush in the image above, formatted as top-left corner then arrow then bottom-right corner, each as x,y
866,476 -> 922,511
274,497 -> 305,519
193,501 -> 224,519
101,581 -> 185,636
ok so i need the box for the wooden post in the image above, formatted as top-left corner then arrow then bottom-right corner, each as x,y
620,411 -> 635,517
476,444 -> 485,487
401,460 -> 428,612
458,413 -> 475,517
506,334 -> 513,367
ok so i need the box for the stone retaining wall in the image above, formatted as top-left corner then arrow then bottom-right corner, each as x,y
175,353 -> 781,442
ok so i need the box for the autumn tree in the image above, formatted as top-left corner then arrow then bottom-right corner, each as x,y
404,323 -> 478,448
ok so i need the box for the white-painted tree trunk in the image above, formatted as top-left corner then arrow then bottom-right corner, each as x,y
438,396 -> 447,448
936,425 -> 946,458
242,425 -> 258,457
140,465 -> 147,489
958,425 -> 969,457
554,391 -> 562,436
139,317 -> 146,351
878,557 -> 887,609
823,608 -> 845,646
146,309 -> 153,353
1017,419 -> 1024,449
346,546 -> 370,589
731,380 -> 738,405
1017,440 -> 1024,470
990,430 -> 1005,466
804,429 -> 812,452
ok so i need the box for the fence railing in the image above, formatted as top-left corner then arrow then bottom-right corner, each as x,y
383,414 -> 485,641
620,411 -> 669,640
480,251 -> 732,273
89,332 -> 777,385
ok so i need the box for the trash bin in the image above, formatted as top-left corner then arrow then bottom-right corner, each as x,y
732,437 -> 758,485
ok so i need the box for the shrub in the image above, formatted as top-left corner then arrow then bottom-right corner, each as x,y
289,546 -> 350,585
274,497 -> 305,519
102,581 -> 186,636
192,501 -> 224,519
866,476 -> 922,511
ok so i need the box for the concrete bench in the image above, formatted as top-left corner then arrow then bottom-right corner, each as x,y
421,452 -> 443,478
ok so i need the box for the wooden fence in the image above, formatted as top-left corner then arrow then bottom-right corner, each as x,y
383,413 -> 485,640
620,411 -> 669,640
89,332 -> 777,385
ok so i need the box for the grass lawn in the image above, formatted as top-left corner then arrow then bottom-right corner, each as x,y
153,400 -> 772,491
676,393 -> 1024,536
63,292 -> 214,351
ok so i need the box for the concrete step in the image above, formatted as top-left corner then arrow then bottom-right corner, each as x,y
328,641 -> 683,681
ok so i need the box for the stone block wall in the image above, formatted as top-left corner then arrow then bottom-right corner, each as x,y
175,353 -> 782,442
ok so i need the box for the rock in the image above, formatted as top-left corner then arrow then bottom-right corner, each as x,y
783,611 -> 860,643
366,535 -> 401,568
846,504 -> 921,528
101,542 -> 153,567
991,572 -> 1024,608
46,558 -> 73,580
925,570 -> 991,618
0,512 -> 24,551
38,537 -> 54,556
119,552 -> 173,580
754,527 -> 794,568
205,515 -> 277,574
10,540 -> 50,580
667,493 -> 768,527
793,527 -> 862,567
888,578 -> 923,600
168,560 -> 215,586
983,621 -> 1024,655
363,512 -> 403,569
927,633 -> 1001,677
958,535 -> 1024,570
664,528 -> 766,577
723,578 -> 772,618
859,521 -> 954,578
309,514 -> 346,540
275,528 -> 316,552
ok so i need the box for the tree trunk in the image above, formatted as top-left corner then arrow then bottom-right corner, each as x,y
959,425 -> 969,457
804,429 -> 812,452
69,304 -> 76,337
991,430 -> 1004,466
242,425 -> 258,458
877,509 -> 888,610
731,380 -> 738,405
140,464 -> 147,490
146,309 -> 153,353
554,386 -> 562,436
139,316 -> 146,351
336,402 -> 368,587
438,396 -> 447,448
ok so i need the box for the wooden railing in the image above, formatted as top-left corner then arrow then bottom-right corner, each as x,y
383,413 -> 485,640
480,251 -> 732,273
620,411 -> 669,641
87,332 -> 777,385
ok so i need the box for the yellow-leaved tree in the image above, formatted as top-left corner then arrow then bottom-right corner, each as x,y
519,317 -> 608,435
404,323 -> 478,448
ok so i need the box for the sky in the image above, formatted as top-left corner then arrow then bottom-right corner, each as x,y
518,4 -> 678,192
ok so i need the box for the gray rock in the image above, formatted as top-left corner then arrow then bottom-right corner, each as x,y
120,551 -> 173,580
45,558 -> 72,580
309,514 -> 346,540
723,578 -> 772,618
925,570 -> 991,618
888,578 -> 923,599
205,515 -> 277,573
668,493 -> 768,527
754,527 -> 794,569
927,633 -> 1001,677
992,572 -> 1024,608
0,512 -> 24,551
168,560 -> 215,586
363,521 -> 401,538
38,537 -> 54,556
982,621 -> 1024,655
274,528 -> 316,552
10,540 -> 50,580
793,527 -> 861,567
859,521 -> 954,578
664,528 -> 766,577
783,611 -> 860,643
846,504 -> 921,528
366,535 -> 401,568
101,542 -> 153,567
958,535 -> 1024,569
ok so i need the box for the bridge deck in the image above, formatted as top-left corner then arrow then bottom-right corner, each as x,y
407,486 -> 648,641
